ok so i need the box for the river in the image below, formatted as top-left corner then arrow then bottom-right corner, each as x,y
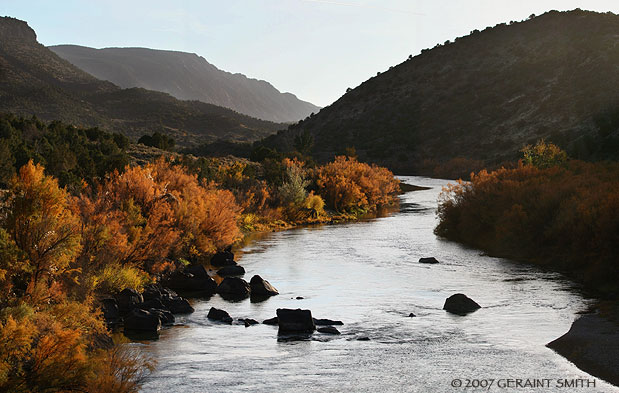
138,176 -> 618,392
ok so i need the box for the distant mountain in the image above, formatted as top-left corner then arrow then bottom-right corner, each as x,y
49,45 -> 320,123
260,10 -> 619,174
0,17 -> 282,147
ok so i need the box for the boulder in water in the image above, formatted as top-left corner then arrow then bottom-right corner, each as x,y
217,265 -> 246,277
148,308 -> 175,325
313,318 -> 343,326
124,309 -> 161,333
317,326 -> 341,335
211,250 -> 236,267
443,293 -> 481,315
277,308 -> 315,333
238,318 -> 259,327
162,296 -> 194,314
419,257 -> 439,264
217,277 -> 251,300
263,317 -> 279,325
250,275 -> 279,297
115,288 -> 143,315
162,269 -> 217,295
207,307 -> 233,324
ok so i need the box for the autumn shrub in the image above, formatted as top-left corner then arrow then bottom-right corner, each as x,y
1,161 -> 82,301
0,161 -> 155,392
303,191 -> 326,217
95,264 -> 152,294
435,160 -> 619,294
315,156 -> 400,213
78,158 -> 242,272
184,157 -> 269,214
0,301 -> 152,393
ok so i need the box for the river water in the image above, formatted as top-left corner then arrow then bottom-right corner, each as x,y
138,176 -> 618,393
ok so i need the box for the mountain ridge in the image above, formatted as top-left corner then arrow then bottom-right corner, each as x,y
0,17 -> 282,147
49,44 -> 320,123
260,9 -> 619,174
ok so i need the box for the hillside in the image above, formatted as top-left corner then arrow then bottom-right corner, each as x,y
260,10 -> 619,174
49,45 -> 320,123
0,17 -> 282,147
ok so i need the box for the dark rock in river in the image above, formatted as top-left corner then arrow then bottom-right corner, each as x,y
239,318 -> 259,327
408,313 -> 416,317
313,318 -> 343,326
419,257 -> 439,264
136,298 -> 165,311
217,265 -> 246,277
115,288 -> 143,314
443,293 -> 481,315
263,317 -> 279,325
317,326 -> 341,335
356,336 -> 370,341
101,298 -> 120,327
547,313 -> 619,386
142,284 -> 163,301
211,250 -> 236,267
162,270 -> 217,295
217,277 -> 251,300
250,275 -> 279,297
277,308 -> 315,333
124,309 -> 161,333
161,296 -> 194,314
148,308 -> 175,325
207,307 -> 233,324
184,264 -> 210,280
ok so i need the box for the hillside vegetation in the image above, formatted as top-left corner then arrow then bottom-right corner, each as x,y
0,17 -> 282,147
260,10 -> 619,175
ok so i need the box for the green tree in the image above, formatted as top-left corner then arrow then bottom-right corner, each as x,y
277,159 -> 309,206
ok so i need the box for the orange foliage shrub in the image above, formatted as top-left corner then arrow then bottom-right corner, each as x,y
2,161 -> 81,301
0,301 -> 152,393
436,160 -> 619,293
315,156 -> 400,213
78,158 -> 242,273
196,158 -> 270,213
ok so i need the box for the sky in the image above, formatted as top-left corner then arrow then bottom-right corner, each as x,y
2,0 -> 619,107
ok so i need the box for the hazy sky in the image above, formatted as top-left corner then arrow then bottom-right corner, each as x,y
3,1 -> 619,107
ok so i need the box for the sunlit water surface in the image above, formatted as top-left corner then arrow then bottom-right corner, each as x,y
138,176 -> 618,392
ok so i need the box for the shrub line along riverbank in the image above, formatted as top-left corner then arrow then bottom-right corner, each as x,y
0,148 -> 401,392
434,145 -> 619,386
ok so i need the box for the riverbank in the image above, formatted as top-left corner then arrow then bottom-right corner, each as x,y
433,159 -> 619,387
547,302 -> 619,386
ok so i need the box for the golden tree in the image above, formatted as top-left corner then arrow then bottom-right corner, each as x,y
3,161 -> 81,299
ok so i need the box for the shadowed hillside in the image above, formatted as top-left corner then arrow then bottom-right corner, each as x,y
0,17 -> 282,147
49,45 -> 320,123
259,10 -> 619,174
